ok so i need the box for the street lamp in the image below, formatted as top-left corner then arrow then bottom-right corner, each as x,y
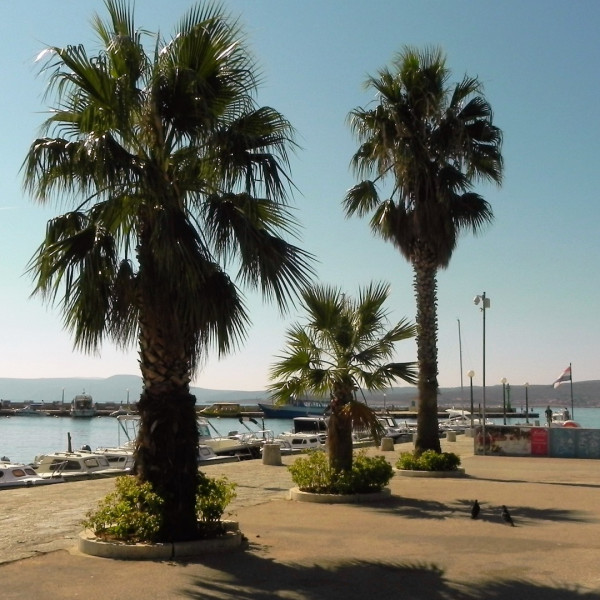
501,378 -> 507,425
474,293 -> 491,453
524,382 -> 529,424
467,370 -> 475,431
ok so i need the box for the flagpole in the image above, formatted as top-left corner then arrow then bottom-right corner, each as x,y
569,362 -> 574,419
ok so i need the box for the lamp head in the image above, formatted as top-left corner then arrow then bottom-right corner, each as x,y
467,370 -> 475,379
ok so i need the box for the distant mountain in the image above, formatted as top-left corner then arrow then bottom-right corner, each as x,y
0,375 -> 269,406
1,375 -> 597,407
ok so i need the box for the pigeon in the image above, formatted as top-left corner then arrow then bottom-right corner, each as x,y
501,505 -> 515,526
471,500 -> 480,519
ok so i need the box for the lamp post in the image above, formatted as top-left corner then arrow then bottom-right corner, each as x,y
524,382 -> 529,424
501,378 -> 507,425
474,293 -> 491,454
467,370 -> 475,431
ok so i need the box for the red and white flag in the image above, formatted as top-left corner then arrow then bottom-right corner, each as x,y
553,366 -> 571,388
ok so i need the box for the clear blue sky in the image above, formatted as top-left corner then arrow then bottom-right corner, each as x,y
0,1 -> 598,396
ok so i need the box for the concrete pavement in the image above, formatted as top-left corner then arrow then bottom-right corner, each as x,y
2,436 -> 600,599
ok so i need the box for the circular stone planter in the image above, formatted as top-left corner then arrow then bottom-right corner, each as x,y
78,520 -> 242,560
289,486 -> 391,504
395,468 -> 466,478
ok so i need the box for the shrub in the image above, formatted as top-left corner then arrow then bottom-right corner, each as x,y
396,450 -> 461,472
83,476 -> 164,543
288,450 -> 393,494
84,473 -> 237,543
196,472 -> 237,537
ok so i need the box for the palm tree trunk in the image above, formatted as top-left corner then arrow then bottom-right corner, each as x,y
327,387 -> 354,473
413,247 -> 442,454
134,240 -> 200,542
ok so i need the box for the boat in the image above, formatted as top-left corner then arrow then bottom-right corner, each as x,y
13,403 -> 48,417
439,409 -> 492,433
197,444 -> 240,465
0,459 -> 64,489
273,432 -> 326,452
549,408 -> 581,428
197,417 -> 265,460
32,451 -> 125,481
70,393 -> 97,418
258,396 -> 329,419
114,415 -> 250,464
274,416 -> 328,451
376,415 -> 414,442
198,403 -> 244,417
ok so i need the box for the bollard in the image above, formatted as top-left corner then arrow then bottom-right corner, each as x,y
380,437 -> 394,451
412,432 -> 418,444
262,443 -> 282,466
446,431 -> 457,442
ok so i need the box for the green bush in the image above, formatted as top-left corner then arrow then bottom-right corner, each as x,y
396,450 -> 461,472
84,474 -> 237,543
82,476 -> 164,543
288,450 -> 393,494
196,472 -> 238,536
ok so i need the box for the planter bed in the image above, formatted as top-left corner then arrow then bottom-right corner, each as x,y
395,467 -> 466,478
289,486 -> 391,504
78,521 -> 242,560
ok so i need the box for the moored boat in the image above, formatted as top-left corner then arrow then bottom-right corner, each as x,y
0,459 -> 64,489
32,451 -> 125,481
258,396 -> 329,419
13,403 -> 49,417
70,393 -> 97,418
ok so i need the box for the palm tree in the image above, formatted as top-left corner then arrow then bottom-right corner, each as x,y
344,46 -> 503,454
269,283 -> 416,473
22,0 -> 313,542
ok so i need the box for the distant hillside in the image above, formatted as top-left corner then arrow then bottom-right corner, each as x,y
1,375 -> 597,408
0,375 -> 268,406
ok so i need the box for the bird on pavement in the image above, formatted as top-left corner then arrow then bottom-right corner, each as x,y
471,500 -> 480,519
501,505 -> 515,526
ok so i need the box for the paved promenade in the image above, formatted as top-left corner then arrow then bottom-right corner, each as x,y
2,436 -> 600,599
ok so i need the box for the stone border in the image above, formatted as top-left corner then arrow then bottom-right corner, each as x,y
78,521 -> 242,560
289,487 -> 391,504
395,467 -> 466,478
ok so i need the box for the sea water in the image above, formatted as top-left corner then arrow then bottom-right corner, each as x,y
2,407 -> 600,465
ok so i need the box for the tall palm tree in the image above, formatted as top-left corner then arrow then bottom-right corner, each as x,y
344,46 -> 503,454
269,282 -> 416,473
22,0 -> 313,542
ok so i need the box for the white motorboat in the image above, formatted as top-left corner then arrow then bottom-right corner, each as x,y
70,393 -> 97,418
273,432 -> 326,452
13,403 -> 48,417
32,451 -> 125,481
0,460 -> 64,489
198,417 -> 264,460
376,415 -> 414,442
115,414 -> 248,463
275,416 -> 328,452
439,409 -> 492,433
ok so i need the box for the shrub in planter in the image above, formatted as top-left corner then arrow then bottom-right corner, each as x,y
83,474 -> 237,543
288,450 -> 393,494
396,450 -> 461,472
196,472 -> 238,537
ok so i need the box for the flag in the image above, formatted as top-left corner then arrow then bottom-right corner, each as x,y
553,366 -> 571,388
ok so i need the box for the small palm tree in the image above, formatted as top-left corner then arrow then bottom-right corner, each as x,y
269,283 -> 416,473
22,0 -> 313,541
344,46 -> 503,454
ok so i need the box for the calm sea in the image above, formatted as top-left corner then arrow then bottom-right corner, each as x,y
2,407 -> 600,465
